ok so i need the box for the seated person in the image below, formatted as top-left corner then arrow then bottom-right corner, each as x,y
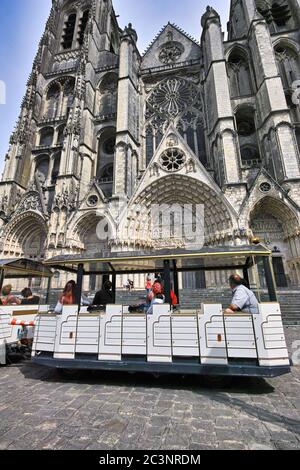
225,274 -> 259,315
147,293 -> 165,315
21,288 -> 40,305
0,285 -> 21,306
93,280 -> 114,306
54,280 -> 90,314
147,279 -> 164,303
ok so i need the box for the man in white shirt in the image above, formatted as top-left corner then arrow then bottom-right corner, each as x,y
225,274 -> 259,315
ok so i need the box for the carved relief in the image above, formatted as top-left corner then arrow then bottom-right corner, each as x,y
15,193 -> 43,215
53,189 -> 77,212
159,42 -> 184,65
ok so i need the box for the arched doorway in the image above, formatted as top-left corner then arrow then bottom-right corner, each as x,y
120,175 -> 235,289
250,197 -> 300,287
1,213 -> 47,259
0,213 -> 48,290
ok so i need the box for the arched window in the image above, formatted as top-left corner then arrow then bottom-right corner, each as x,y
271,2 -> 292,27
240,145 -> 261,167
146,127 -> 154,165
99,163 -> 114,183
235,106 -> 261,168
196,127 -> 207,166
51,152 -> 61,185
110,33 -> 119,54
78,10 -> 90,46
177,113 -> 207,166
146,77 -> 207,167
62,13 -> 77,50
35,156 -> 49,184
275,44 -> 300,90
57,125 -> 65,145
97,127 -> 116,196
45,83 -> 60,119
63,78 -> 75,116
228,49 -> 253,98
256,0 -> 293,32
39,127 -> 54,147
99,73 -> 118,116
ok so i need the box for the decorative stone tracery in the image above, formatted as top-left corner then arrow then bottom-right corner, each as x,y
148,78 -> 199,120
158,42 -> 184,65
145,77 -> 206,165
160,148 -> 186,172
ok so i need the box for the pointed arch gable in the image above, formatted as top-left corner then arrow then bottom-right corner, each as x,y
142,23 -> 200,70
66,210 -> 116,253
132,124 -> 238,222
239,170 -> 300,234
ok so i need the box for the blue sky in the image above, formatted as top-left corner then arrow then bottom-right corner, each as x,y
0,0 -> 230,173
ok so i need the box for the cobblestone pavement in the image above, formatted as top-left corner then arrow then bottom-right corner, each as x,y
0,327 -> 299,451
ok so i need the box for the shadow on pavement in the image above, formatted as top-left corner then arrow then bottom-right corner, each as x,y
16,359 -> 275,395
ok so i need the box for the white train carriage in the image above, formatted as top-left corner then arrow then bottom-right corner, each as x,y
0,258 -> 52,365
31,246 -> 291,378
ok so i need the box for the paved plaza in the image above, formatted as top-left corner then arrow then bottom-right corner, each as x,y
0,327 -> 299,451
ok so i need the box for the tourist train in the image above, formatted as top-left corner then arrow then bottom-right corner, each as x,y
0,247 -> 291,378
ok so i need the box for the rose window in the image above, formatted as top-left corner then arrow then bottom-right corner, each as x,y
87,195 -> 99,207
159,42 -> 183,65
160,148 -> 186,172
148,78 -> 198,119
259,182 -> 272,193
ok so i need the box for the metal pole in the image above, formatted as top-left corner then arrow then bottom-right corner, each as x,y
263,256 -> 278,302
112,272 -> 117,304
164,260 -> 171,305
0,269 -> 4,293
45,276 -> 52,304
243,267 -> 250,289
76,264 -> 84,309
173,260 -> 180,303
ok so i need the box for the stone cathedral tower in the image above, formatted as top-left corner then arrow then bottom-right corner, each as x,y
1,0 -> 300,288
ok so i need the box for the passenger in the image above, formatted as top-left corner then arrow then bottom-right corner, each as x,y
148,279 -> 164,303
147,293 -> 165,315
225,274 -> 259,315
93,280 -> 114,306
21,288 -> 40,305
54,280 -> 79,314
0,285 -> 21,306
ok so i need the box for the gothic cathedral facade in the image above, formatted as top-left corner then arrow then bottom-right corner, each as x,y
1,0 -> 300,287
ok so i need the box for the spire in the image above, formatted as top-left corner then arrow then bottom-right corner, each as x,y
201,6 -> 220,28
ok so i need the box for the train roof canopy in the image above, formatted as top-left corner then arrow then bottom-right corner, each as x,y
0,258 -> 53,278
44,245 -> 271,275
